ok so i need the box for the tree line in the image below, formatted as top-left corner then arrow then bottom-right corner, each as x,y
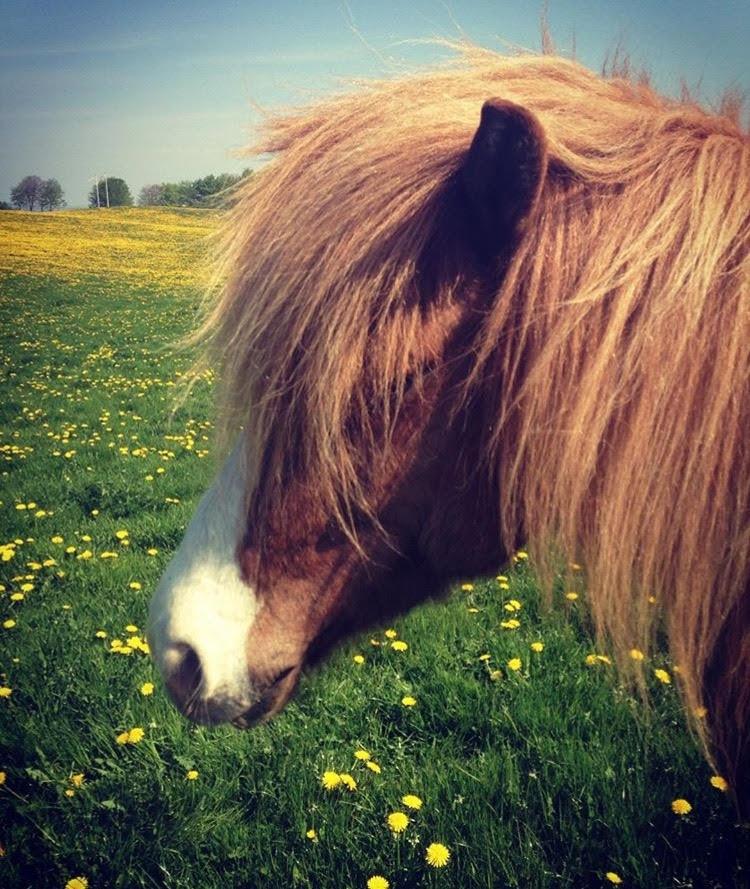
137,170 -> 251,207
3,170 -> 252,211
5,175 -> 66,211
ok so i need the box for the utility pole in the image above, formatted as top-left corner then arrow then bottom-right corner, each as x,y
104,176 -> 110,208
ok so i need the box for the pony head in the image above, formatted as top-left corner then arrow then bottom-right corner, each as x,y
147,45 -> 750,811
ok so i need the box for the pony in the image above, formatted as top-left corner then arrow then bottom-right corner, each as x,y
146,42 -> 750,814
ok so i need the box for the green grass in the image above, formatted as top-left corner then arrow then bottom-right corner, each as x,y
1,273 -> 748,889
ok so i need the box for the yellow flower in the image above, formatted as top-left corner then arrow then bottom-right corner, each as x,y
425,842 -> 451,867
186,770 -> 199,780
0,687 -> 12,697
500,619 -> 520,629
20,582 -> 33,592
461,583 -> 474,591
387,811 -> 409,833
710,775 -> 729,792
694,706 -> 708,718
654,668 -> 671,685
128,581 -> 142,590
65,878 -> 88,889
384,629 -> 397,639
629,648 -> 645,661
478,653 -> 491,662
115,529 -> 129,539
51,536 -> 64,544
339,773 -> 357,791
507,658 -> 522,672
391,640 -> 408,652
585,654 -> 611,666
321,771 -> 341,790
116,727 -> 144,745
402,794 -> 423,810
3,619 -> 16,629
366,761 -> 382,774
353,654 -> 365,664
530,642 -> 544,652
496,574 -> 508,582
147,548 -> 158,555
0,771 -> 6,784
565,591 -> 579,601
367,877 -> 389,889
605,872 -> 623,884
671,798 -> 692,815
140,682 -> 154,696
401,696 -> 416,707
306,828 -> 317,840
69,773 -> 85,787
354,749 -> 371,761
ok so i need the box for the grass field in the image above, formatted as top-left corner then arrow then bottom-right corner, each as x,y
1,208 -> 748,889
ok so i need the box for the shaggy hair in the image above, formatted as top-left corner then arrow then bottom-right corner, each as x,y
197,43 -> 750,798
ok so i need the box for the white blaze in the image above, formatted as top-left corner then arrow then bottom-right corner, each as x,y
147,443 -> 258,704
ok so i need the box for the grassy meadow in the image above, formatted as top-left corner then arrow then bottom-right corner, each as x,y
1,208 -> 748,889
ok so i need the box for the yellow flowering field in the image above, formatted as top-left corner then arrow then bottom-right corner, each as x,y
0,207 -> 220,290
0,211 -> 747,888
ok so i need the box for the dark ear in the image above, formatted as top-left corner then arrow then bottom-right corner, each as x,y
461,99 -> 547,258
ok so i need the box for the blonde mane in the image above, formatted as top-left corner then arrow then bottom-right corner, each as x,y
198,42 -> 750,782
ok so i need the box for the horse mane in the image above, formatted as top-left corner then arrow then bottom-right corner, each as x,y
197,42 -> 750,781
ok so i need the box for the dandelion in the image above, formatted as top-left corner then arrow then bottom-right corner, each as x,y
402,794 -> 423,810
671,798 -> 692,815
3,619 -> 16,629
530,642 -> 544,652
115,530 -> 129,540
366,761 -> 382,774
186,770 -> 199,780
321,771 -> 341,790
629,648 -> 645,661
391,640 -> 408,652
125,624 -> 139,632
500,619 -> 520,629
339,773 -> 357,791
401,695 -> 417,707
0,687 -> 12,698
384,629 -> 397,639
654,668 -> 671,684
353,654 -> 365,664
565,591 -> 579,601
147,548 -> 158,555
710,775 -> 729,792
387,811 -> 409,833
116,727 -> 145,745
140,682 -> 154,696
605,872 -> 623,884
479,653 -> 491,661
694,706 -> 708,718
367,877 -> 389,889
128,581 -> 142,590
0,771 -> 6,784
425,842 -> 451,867
461,583 -> 474,591
306,829 -> 317,840
69,773 -> 85,787
20,583 -> 33,592
507,657 -> 522,672
65,878 -> 88,889
354,749 -> 371,761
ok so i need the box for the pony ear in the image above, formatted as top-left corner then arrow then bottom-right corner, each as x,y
461,99 -> 548,257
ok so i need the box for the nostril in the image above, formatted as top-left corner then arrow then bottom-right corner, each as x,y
165,642 -> 203,709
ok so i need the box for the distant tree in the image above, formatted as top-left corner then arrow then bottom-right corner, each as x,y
11,175 -> 43,210
88,176 -> 133,208
39,178 -> 65,211
0,201 -> 13,210
138,183 -> 165,206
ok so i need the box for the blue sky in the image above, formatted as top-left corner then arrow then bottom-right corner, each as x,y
2,1 -> 748,207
